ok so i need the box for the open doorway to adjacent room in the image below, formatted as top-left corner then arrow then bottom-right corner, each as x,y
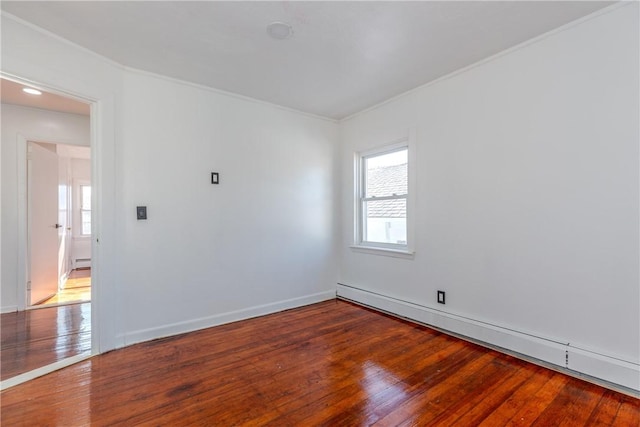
0,77 -> 93,382
28,140 -> 92,308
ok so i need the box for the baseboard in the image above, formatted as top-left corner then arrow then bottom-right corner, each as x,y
568,347 -> 640,393
72,257 -> 92,270
1,305 -> 18,314
120,290 -> 336,347
337,283 -> 639,393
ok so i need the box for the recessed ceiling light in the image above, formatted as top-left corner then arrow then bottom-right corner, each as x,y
23,87 -> 42,95
267,21 -> 293,40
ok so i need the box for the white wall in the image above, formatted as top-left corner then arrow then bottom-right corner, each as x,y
1,13 -> 338,352
1,104 -> 90,311
339,4 -> 639,390
116,71 -> 338,342
2,4 -> 637,392
1,12 -> 122,352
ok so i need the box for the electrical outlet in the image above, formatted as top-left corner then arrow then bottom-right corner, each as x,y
437,290 -> 446,304
211,172 -> 219,184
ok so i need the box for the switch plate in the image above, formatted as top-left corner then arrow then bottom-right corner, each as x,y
211,172 -> 219,184
437,290 -> 446,304
137,206 -> 147,220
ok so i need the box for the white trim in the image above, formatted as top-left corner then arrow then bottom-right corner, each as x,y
1,306 -> 18,314
341,3 -> 632,122
337,284 -> 640,393
16,135 -> 28,311
0,73 -> 99,111
75,178 -> 92,237
1,12 -> 123,71
354,131 -> 415,253
124,67 -> 337,123
3,4 -> 629,124
0,13 -> 337,123
119,290 -> 336,347
359,138 -> 409,159
27,300 -> 90,310
568,347 -> 640,392
349,245 -> 415,259
4,73 -> 103,370
0,353 -> 92,390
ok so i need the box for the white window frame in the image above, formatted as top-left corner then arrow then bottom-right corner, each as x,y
80,183 -> 91,236
74,179 -> 92,238
352,132 -> 415,258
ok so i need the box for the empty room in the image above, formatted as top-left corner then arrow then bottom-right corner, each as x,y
1,1 -> 638,425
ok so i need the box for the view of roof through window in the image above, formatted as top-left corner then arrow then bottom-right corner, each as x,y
365,150 -> 407,218
363,148 -> 408,245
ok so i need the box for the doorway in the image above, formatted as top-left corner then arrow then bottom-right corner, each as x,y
0,77 -> 94,384
27,141 -> 92,308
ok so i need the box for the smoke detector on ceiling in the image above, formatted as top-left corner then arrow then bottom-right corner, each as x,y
267,21 -> 293,40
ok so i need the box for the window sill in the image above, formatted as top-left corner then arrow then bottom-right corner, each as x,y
349,245 -> 415,259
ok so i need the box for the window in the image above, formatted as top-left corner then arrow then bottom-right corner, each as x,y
356,143 -> 410,252
80,184 -> 91,235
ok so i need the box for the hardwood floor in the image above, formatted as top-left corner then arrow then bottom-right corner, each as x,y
39,268 -> 91,306
0,302 -> 91,381
1,300 -> 637,425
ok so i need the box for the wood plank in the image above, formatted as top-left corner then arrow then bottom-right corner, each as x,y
532,380 -> 604,426
1,300 -> 637,425
477,367 -> 556,426
583,391 -> 623,426
613,396 -> 640,426
0,302 -> 91,380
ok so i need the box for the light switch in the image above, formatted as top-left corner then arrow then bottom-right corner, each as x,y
211,172 -> 219,184
137,206 -> 147,220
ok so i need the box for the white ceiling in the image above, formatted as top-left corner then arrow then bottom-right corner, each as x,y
1,1 -> 613,119
1,77 -> 90,116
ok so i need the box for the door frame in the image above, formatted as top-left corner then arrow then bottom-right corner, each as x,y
19,139 -> 90,308
9,75 -> 99,355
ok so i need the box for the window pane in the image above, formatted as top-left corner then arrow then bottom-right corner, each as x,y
81,185 -> 91,210
363,198 -> 406,244
81,210 -> 91,235
365,149 -> 407,198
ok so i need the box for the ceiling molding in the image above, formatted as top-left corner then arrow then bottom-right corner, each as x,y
341,2 -> 629,123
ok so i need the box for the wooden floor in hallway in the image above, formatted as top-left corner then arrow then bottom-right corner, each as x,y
39,268 -> 91,306
0,302 -> 91,381
1,300 -> 637,425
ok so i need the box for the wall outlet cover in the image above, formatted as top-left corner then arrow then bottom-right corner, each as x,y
437,290 -> 446,304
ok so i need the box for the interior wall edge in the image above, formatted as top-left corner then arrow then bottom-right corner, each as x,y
336,283 -> 640,393
339,1 -> 633,123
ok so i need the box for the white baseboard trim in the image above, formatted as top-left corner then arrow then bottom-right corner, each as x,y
337,283 -> 639,393
0,353 -> 92,390
1,305 -> 18,314
568,346 -> 640,392
120,290 -> 336,347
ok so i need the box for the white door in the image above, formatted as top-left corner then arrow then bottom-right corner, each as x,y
28,142 -> 60,305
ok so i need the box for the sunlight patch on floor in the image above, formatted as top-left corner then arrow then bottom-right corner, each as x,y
39,269 -> 91,306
